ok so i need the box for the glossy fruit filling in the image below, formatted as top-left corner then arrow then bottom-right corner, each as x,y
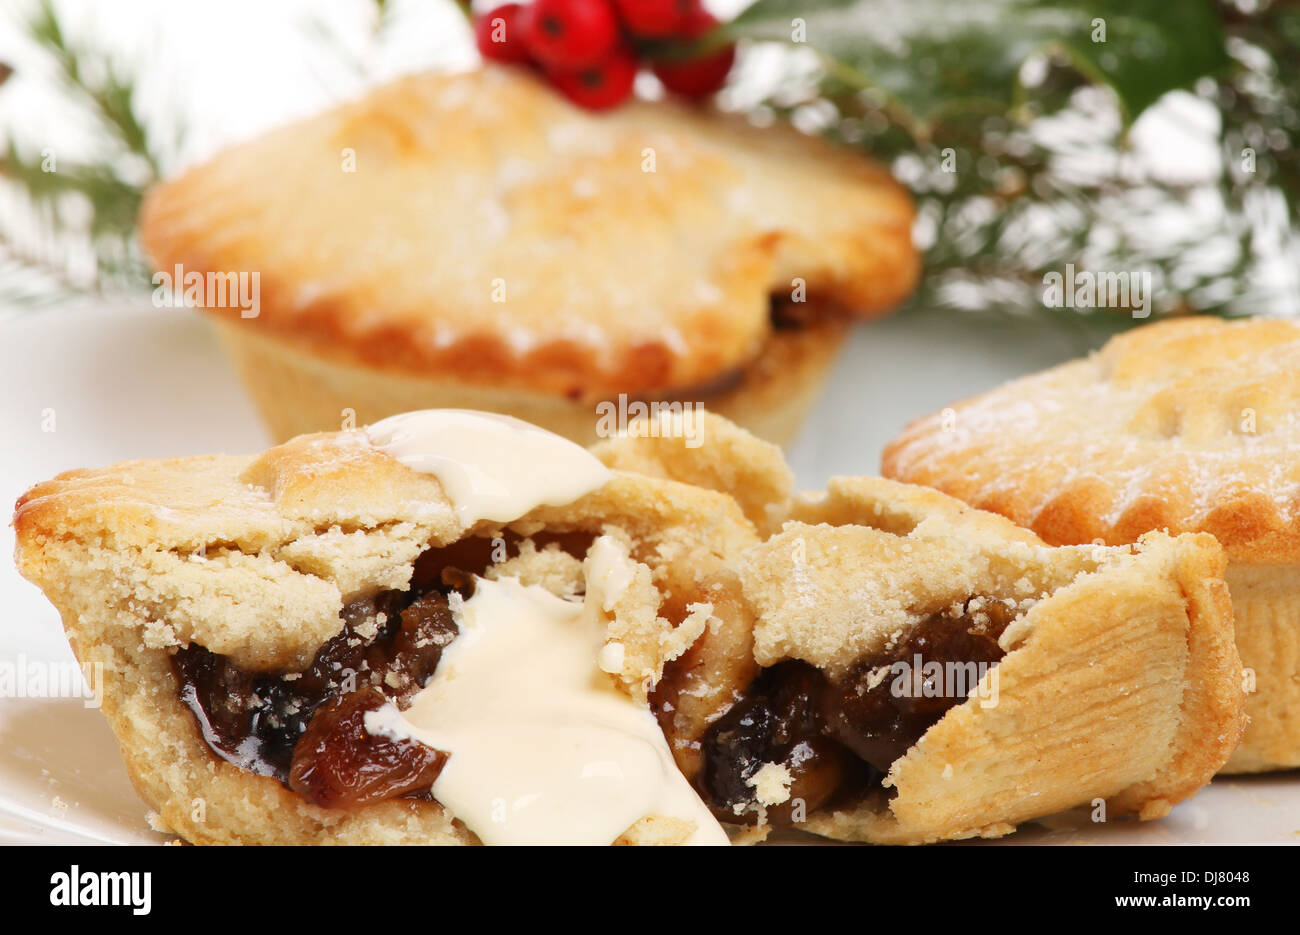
171,534 -> 589,809
696,596 -> 1018,824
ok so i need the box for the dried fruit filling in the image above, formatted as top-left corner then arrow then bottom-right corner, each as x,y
171,540 -> 511,809
697,597 -> 1018,824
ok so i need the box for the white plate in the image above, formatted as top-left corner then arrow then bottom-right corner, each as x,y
2,302 -> 1296,845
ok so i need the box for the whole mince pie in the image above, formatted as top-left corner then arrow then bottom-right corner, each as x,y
884,317 -> 1300,774
138,67 -> 919,448
14,410 -> 759,846
594,416 -> 1245,844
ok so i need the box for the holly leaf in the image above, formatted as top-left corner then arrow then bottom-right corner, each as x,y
725,0 -> 1229,128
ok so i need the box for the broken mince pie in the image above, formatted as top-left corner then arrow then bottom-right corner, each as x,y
14,409 -> 760,845
138,67 -> 919,447
884,316 -> 1300,772
598,416 -> 1245,843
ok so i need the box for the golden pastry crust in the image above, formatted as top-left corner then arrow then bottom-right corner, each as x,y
657,471 -> 1244,844
785,475 -> 1044,549
1218,564 -> 1300,772
14,430 -> 758,845
592,408 -> 795,532
802,530 -> 1243,843
882,317 -> 1300,564
213,315 -> 847,448
140,67 -> 917,402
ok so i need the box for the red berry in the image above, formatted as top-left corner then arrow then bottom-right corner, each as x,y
676,5 -> 718,39
548,49 -> 638,111
612,0 -> 694,38
652,11 -> 735,98
654,44 -> 733,96
524,0 -> 620,70
476,4 -> 532,64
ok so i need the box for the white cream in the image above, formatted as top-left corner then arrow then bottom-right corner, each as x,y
362,410 -> 720,845
366,568 -> 727,846
365,409 -> 613,525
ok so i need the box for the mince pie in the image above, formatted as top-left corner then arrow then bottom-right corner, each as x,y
14,410 -> 758,845
138,67 -> 918,447
596,416 -> 1245,843
884,316 -> 1300,772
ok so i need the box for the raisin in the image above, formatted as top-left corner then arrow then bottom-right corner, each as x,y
377,590 -> 459,705
288,689 -> 447,808
696,597 -> 1017,821
174,646 -> 261,768
699,662 -> 852,825
823,602 -> 1012,771
172,541 -> 480,799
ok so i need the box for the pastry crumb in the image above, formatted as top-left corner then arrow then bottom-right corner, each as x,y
747,762 -> 793,807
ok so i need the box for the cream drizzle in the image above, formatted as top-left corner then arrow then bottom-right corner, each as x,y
365,409 -> 612,525
360,411 -> 723,845
366,540 -> 727,846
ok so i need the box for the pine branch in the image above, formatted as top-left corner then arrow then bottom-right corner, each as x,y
0,238 -> 105,308
26,0 -> 163,177
0,0 -> 169,305
732,0 -> 1300,324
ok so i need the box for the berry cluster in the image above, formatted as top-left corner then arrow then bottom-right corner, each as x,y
474,0 -> 737,111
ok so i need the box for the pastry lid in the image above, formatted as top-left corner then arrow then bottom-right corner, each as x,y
883,317 -> 1300,563
139,67 -> 918,400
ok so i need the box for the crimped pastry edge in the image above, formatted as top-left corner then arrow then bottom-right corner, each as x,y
881,317 -> 1300,565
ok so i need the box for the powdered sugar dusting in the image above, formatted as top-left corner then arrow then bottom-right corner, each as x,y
889,335 -> 1300,539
